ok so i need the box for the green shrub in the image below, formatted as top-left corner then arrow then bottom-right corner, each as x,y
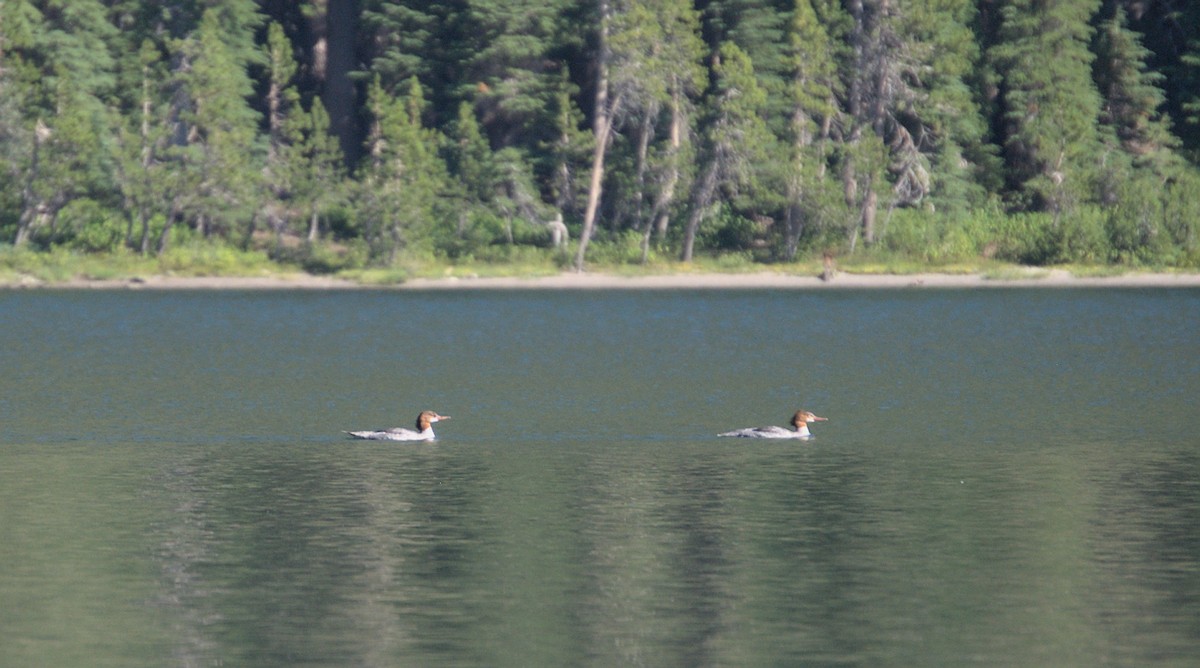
879,207 -> 989,263
57,199 -> 125,252
1056,206 -> 1109,264
158,239 -> 273,275
697,206 -> 759,251
581,229 -> 647,265
991,211 -> 1056,264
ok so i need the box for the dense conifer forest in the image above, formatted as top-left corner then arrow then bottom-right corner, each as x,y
2,0 -> 1199,274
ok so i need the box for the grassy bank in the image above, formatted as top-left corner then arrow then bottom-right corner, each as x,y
0,239 -> 1190,287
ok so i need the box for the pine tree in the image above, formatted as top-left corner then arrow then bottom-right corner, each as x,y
702,0 -> 794,136
840,0 -> 902,248
464,0 -> 577,155
285,101 -> 345,243
361,0 -> 438,86
572,0 -> 706,268
1094,5 -> 1178,172
1160,1 -> 1200,154
575,0 -> 618,271
894,0 -> 993,215
2,0 -> 119,246
262,21 -> 301,241
360,0 -> 472,122
160,8 -> 264,252
542,75 -> 592,217
111,40 -> 173,254
988,0 -> 1105,217
607,0 -> 706,259
0,0 -> 39,236
781,0 -> 844,258
446,101 -> 498,206
359,77 -> 450,264
680,42 -> 773,261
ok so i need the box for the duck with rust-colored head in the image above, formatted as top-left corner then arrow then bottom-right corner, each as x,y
718,410 -> 827,439
345,410 -> 451,441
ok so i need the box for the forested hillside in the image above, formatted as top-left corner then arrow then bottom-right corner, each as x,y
2,0 -> 1199,272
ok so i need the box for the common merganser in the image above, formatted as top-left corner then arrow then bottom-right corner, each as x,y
345,411 -> 451,441
718,410 -> 827,439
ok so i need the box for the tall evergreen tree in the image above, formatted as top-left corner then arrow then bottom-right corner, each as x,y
285,100 -> 345,243
464,0 -> 577,156
359,77 -> 450,264
988,0 -> 1105,217
1094,4 -> 1178,172
575,0 -> 618,271
445,100 -> 498,206
702,0 -> 793,136
360,0 -> 472,124
159,8 -> 264,252
0,0 -> 39,236
543,75 -> 592,217
1148,0 -> 1200,155
781,0 -> 844,257
606,0 -> 706,259
895,0 -> 993,214
111,40 -> 173,254
680,42 -> 773,261
3,0 -> 118,245
261,20 -> 305,242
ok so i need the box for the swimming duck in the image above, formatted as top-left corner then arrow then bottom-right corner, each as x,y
718,410 -> 827,439
345,410 -> 451,441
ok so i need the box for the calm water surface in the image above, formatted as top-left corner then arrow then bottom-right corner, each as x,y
1,287 -> 1198,666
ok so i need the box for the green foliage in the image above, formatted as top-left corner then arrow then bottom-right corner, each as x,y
574,229 -> 650,266
157,236 -> 274,276
701,205 -> 761,253
881,208 -> 980,263
268,239 -> 370,274
56,199 -> 124,252
1160,172 -> 1200,256
2,0 -> 1200,275
989,0 -> 1105,212
445,101 -> 497,203
1093,6 -> 1178,171
463,0 -> 579,157
357,77 -> 452,264
705,0 -> 796,136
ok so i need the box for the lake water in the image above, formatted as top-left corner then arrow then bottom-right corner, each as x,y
1,286 -> 1198,666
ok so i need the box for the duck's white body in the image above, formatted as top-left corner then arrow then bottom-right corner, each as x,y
346,411 -> 450,441
719,410 -> 826,439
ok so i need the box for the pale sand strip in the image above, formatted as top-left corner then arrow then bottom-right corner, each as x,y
7,268 -> 1200,290
399,269 -> 1200,290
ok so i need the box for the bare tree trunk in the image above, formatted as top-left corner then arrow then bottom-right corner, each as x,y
574,111 -> 611,271
652,86 -> 684,243
267,75 -> 283,167
574,0 -> 616,272
784,203 -> 802,261
843,154 -> 860,254
307,205 -> 320,242
15,121 -> 49,246
126,66 -> 155,251
139,211 -> 152,254
14,210 -> 35,246
680,163 -> 717,262
862,188 -> 877,245
629,117 -> 652,233
817,110 -> 833,179
157,199 -> 182,255
324,0 -> 361,167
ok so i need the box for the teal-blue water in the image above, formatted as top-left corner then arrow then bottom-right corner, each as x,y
2,288 -> 1198,666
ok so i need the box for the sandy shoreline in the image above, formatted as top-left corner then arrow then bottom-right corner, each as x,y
4,268 -> 1200,290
